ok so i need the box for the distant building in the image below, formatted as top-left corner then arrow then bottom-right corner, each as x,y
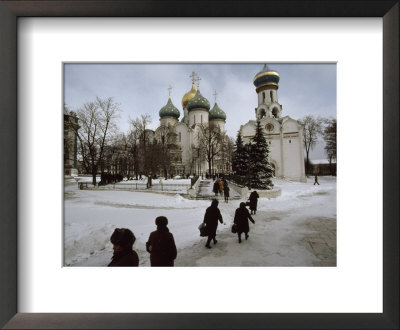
239,64 -> 306,182
64,112 -> 80,176
310,159 -> 337,176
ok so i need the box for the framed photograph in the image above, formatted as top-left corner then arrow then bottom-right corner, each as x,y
0,1 -> 398,329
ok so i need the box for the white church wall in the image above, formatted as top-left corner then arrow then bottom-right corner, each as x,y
282,135 -> 303,180
188,109 -> 209,126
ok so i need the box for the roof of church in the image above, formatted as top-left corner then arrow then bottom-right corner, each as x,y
209,102 -> 226,121
159,97 -> 180,119
181,83 -> 197,108
187,90 -> 210,111
253,64 -> 280,89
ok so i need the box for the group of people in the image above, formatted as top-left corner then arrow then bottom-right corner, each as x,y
108,216 -> 177,267
212,177 -> 230,203
107,190 -> 259,266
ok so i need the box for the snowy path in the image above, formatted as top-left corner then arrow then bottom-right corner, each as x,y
65,177 -> 336,267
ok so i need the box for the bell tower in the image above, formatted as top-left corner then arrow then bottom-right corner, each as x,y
253,64 -> 282,120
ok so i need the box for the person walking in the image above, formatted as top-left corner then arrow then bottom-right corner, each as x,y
146,216 -> 177,266
249,190 -> 260,215
313,174 -> 320,185
218,178 -> 224,196
203,199 -> 223,248
223,183 -> 230,203
234,202 -> 255,243
108,228 -> 139,267
213,179 -> 219,197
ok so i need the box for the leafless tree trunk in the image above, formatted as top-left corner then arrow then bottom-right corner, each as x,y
197,124 -> 225,175
299,115 -> 323,175
74,97 -> 120,185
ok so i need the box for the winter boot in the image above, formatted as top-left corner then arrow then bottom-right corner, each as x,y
245,234 -> 249,240
205,244 -> 212,249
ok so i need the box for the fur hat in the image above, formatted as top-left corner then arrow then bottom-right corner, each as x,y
155,216 -> 168,227
110,228 -> 135,248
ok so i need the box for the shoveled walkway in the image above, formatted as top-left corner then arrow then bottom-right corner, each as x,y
196,179 -> 241,200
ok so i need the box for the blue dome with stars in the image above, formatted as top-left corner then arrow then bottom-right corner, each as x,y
209,102 -> 226,121
187,90 -> 210,111
159,97 -> 180,119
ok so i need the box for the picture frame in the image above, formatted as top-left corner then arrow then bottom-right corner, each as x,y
0,0 -> 398,329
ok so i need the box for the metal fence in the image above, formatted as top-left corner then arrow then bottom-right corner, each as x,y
78,182 -> 190,193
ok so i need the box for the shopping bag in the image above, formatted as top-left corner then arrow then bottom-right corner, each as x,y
198,223 -> 208,237
231,223 -> 237,234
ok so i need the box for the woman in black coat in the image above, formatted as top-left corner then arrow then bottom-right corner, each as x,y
203,199 -> 223,248
249,190 -> 260,215
108,228 -> 139,267
146,216 -> 177,266
213,180 -> 219,196
234,202 -> 255,243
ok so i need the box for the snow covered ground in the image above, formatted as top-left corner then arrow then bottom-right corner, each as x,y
64,176 -> 336,267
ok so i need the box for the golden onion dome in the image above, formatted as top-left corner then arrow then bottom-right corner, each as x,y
181,83 -> 197,108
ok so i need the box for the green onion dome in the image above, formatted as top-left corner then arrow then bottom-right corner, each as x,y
209,102 -> 226,121
253,64 -> 280,89
159,97 -> 180,119
187,90 -> 210,111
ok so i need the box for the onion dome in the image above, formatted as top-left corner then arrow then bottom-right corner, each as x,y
159,97 -> 180,119
209,102 -> 226,121
182,83 -> 197,108
253,64 -> 280,89
187,90 -> 210,111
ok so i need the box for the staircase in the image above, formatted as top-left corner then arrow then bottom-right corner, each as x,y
195,179 -> 241,200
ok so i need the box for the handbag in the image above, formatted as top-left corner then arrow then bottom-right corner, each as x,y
198,223 -> 208,237
231,223 -> 237,234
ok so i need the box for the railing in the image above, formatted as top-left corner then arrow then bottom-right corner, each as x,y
79,182 -> 190,193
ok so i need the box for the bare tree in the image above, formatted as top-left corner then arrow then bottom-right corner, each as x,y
155,125 -> 174,179
74,97 -> 120,185
299,115 -> 323,174
323,118 -> 337,175
197,124 -> 225,175
127,114 -> 152,179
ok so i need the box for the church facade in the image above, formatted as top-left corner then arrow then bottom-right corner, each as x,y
239,65 -> 306,182
152,76 -> 229,176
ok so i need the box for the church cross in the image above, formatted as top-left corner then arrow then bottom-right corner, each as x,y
189,71 -> 197,84
195,76 -> 202,89
213,90 -> 218,103
168,85 -> 172,97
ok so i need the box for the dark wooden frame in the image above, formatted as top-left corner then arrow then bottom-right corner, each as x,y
0,1 -> 398,329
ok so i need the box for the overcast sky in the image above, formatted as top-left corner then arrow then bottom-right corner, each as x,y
64,63 -> 336,160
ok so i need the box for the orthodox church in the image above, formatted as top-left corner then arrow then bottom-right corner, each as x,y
152,74 -> 229,176
239,64 -> 306,182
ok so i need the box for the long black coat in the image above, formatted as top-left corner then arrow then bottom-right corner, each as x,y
234,206 -> 254,234
213,181 -> 219,194
146,229 -> 177,266
249,191 -> 259,211
223,185 -> 230,197
108,249 -> 139,267
203,205 -> 223,237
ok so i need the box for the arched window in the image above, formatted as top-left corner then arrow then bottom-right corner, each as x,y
179,132 -> 181,142
272,107 -> 279,118
262,92 -> 265,103
270,91 -> 273,102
